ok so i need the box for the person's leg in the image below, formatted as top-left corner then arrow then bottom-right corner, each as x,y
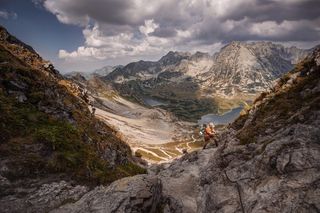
213,136 -> 218,147
203,139 -> 208,149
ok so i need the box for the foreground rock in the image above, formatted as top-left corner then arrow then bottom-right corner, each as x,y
52,175 -> 162,213
154,149 -> 214,213
0,179 -> 88,213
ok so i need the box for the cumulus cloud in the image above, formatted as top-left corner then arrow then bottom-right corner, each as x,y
139,19 -> 159,36
58,22 -> 174,60
41,0 -> 320,62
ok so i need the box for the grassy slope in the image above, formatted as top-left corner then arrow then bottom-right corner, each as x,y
0,41 -> 145,185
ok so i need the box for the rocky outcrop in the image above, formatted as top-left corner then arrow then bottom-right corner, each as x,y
51,175 -> 162,213
0,26 -> 60,78
0,26 -> 36,54
0,180 -> 88,213
151,149 -> 213,213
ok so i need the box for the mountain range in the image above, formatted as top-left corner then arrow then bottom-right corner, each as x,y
65,65 -> 123,80
100,41 -> 309,121
106,41 -> 309,96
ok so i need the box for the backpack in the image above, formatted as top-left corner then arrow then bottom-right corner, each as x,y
199,125 -> 205,136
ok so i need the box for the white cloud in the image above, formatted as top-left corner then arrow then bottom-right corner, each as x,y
139,19 -> 159,36
59,23 -> 171,60
250,21 -> 299,37
41,0 -> 320,63
43,0 -> 89,26
248,18 -> 320,41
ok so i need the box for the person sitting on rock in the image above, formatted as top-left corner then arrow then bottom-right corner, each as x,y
203,122 -> 218,149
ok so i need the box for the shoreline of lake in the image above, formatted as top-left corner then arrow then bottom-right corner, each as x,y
198,106 -> 243,125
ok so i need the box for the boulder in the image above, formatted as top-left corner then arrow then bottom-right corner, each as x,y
0,180 -> 89,213
51,175 -> 162,213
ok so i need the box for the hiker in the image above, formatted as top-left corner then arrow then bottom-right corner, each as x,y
203,122 -> 218,149
209,122 -> 218,147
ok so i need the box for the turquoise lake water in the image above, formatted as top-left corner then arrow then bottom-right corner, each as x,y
198,107 -> 243,125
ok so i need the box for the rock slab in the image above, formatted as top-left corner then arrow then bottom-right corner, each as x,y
51,175 -> 162,213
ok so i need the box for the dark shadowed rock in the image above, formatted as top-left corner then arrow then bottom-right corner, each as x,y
51,175 -> 162,213
0,180 -> 89,213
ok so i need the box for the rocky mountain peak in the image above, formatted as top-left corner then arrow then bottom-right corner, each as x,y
159,50 -> 191,65
202,41 -> 310,96
222,40 -> 243,49
0,25 -> 60,79
93,65 -> 123,77
191,51 -> 210,60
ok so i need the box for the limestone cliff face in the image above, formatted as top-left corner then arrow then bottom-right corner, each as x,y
0,26 -> 145,213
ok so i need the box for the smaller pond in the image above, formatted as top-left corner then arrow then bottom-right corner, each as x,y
143,97 -> 167,107
198,107 -> 243,125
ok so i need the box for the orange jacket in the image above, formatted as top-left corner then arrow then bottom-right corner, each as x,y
204,127 -> 215,141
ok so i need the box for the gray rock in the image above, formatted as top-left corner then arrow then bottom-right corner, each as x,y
17,92 -> 27,103
0,180 -> 89,213
0,175 -> 10,188
51,175 -> 162,213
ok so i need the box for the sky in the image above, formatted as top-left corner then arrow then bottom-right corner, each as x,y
0,0 -> 320,73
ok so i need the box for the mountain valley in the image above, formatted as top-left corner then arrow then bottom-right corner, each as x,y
66,73 -> 204,163
103,41 -> 309,122
64,40 -> 311,163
